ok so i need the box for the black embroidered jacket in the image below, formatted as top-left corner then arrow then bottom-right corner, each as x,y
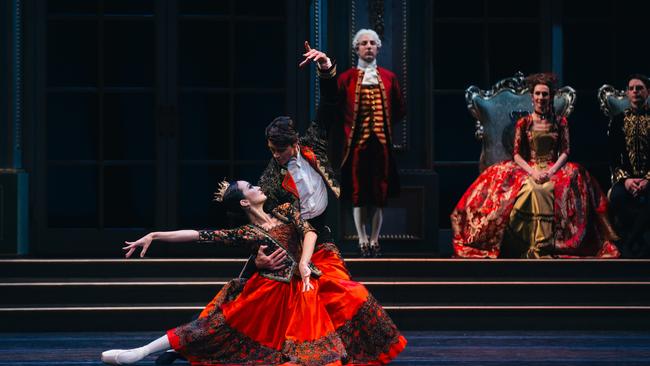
258,66 -> 341,213
609,106 -> 650,184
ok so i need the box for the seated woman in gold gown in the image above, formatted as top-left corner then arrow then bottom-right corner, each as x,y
451,73 -> 620,258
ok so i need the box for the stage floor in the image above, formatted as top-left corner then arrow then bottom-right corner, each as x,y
1,331 -> 649,365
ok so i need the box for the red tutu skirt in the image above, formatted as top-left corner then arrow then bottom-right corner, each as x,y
167,244 -> 406,365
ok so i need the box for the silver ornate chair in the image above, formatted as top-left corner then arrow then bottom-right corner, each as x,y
598,84 -> 650,118
466,72 -> 577,172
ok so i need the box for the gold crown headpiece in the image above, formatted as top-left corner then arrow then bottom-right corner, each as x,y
213,179 -> 230,202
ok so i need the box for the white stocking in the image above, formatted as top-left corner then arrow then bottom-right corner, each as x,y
352,207 -> 369,243
370,207 -> 383,243
103,334 -> 170,364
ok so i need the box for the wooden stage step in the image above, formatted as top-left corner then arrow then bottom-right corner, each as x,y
1,258 -> 649,331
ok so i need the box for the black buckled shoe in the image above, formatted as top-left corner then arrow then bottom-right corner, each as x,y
358,241 -> 371,257
369,240 -> 381,257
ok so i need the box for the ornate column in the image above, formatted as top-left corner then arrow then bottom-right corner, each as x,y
0,0 -> 29,255
309,0 -> 327,118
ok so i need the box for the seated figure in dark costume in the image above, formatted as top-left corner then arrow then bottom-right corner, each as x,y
608,74 -> 650,258
101,180 -> 406,366
451,73 -> 620,258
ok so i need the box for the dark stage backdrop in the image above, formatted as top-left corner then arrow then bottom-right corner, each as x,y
20,0 -> 310,256
8,0 -> 650,256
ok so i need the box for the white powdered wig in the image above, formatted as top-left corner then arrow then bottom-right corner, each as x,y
352,29 -> 382,50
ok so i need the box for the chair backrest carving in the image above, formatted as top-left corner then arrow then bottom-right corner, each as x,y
598,84 -> 650,118
466,72 -> 577,172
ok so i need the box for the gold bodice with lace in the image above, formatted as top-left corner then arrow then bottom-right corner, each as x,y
529,129 -> 559,168
514,115 -> 569,168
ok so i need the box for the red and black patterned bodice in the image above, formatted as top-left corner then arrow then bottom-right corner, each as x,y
197,203 -> 320,282
261,223 -> 301,260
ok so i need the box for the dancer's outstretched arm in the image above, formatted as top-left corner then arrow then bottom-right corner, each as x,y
123,230 -> 199,258
298,41 -> 331,69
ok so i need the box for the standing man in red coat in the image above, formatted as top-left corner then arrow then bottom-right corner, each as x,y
337,29 -> 406,257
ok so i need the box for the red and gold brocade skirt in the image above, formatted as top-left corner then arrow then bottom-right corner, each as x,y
450,160 -> 620,258
167,245 -> 406,365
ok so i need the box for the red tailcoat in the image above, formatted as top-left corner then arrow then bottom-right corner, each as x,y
337,67 -> 406,166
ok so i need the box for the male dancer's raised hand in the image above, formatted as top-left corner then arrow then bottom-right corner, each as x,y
298,41 -> 331,69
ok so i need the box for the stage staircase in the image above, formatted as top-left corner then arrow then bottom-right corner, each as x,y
1,258 -> 650,331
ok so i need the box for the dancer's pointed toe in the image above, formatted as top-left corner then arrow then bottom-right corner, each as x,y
101,349 -> 126,365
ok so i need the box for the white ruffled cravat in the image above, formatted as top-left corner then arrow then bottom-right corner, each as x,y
357,59 -> 379,85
